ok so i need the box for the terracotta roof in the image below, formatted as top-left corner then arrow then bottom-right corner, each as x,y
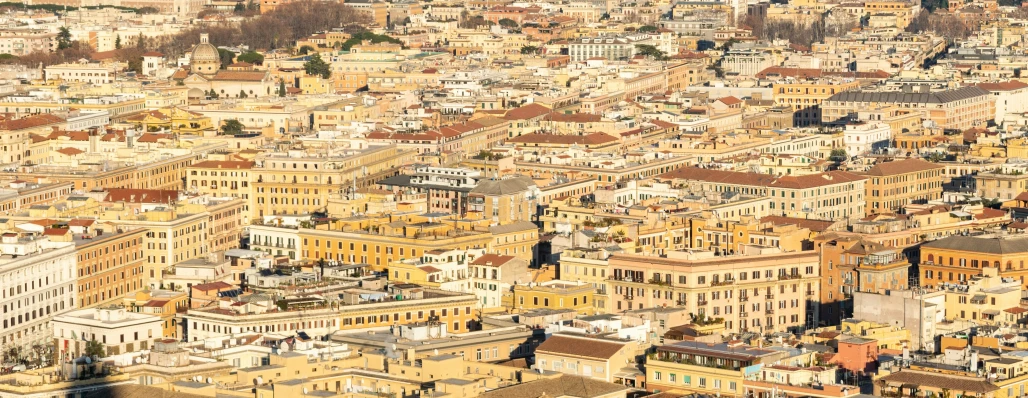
136,133 -> 172,143
535,334 -> 627,360
756,66 -> 824,79
760,215 -> 836,232
43,228 -> 69,236
478,375 -> 629,398
103,189 -> 178,204
191,281 -> 234,292
973,80 -> 1028,91
0,114 -> 64,130
507,132 -> 618,146
470,254 -> 517,267
503,103 -> 552,120
880,370 -> 998,393
717,96 -> 743,105
863,159 -> 943,176
212,70 -> 267,81
142,51 -> 164,57
68,219 -> 95,227
55,147 -> 84,156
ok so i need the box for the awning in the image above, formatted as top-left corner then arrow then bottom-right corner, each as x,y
984,309 -> 1000,316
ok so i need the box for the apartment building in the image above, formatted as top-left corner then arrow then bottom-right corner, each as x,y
250,146 -> 415,220
659,167 -> 867,220
0,235 -> 77,352
44,63 -> 115,85
816,235 -> 912,325
568,35 -> 650,62
974,169 -> 1028,201
71,228 -> 147,309
505,280 -> 598,315
863,158 -> 945,216
822,86 -> 994,130
647,341 -> 790,396
181,287 -> 479,340
333,321 -> 540,363
53,307 -> 162,360
772,79 -> 861,126
608,251 -> 821,335
186,160 -> 255,223
534,334 -> 640,383
940,267 -> 1021,325
920,234 -> 1028,289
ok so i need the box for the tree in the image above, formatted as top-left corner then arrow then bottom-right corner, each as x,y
239,90 -> 248,98
137,6 -> 159,13
278,80 -> 286,97
830,149 -> 848,160
208,89 -> 219,99
233,1 -> 245,12
218,48 -> 235,69
57,27 -> 72,50
520,45 -> 539,54
303,53 -> 331,78
634,44 -> 666,60
221,119 -> 244,135
236,51 -> 264,65
127,56 -> 142,74
115,35 -> 122,49
84,339 -> 105,358
298,45 -> 315,55
498,18 -> 519,28
638,25 -> 659,33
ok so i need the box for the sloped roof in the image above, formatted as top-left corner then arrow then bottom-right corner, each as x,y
864,158 -> 943,176
923,235 -> 1028,255
535,334 -> 628,360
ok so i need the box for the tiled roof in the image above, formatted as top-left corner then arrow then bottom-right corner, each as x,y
535,334 -> 627,360
507,132 -> 618,146
864,159 -> 943,176
190,160 -> 255,169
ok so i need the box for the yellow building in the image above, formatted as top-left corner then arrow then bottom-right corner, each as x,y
863,158 -> 945,216
772,79 -> 861,126
647,341 -> 795,396
839,319 -> 910,350
921,234 -> 1028,289
941,267 -> 1022,325
122,107 -> 215,135
125,289 -> 189,339
504,280 -> 596,315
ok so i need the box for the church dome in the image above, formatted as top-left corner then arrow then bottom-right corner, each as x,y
191,34 -> 219,62
190,33 -> 220,77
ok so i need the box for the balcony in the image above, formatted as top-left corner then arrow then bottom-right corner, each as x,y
778,273 -> 802,280
676,300 -> 687,306
765,294 -> 774,299
697,300 -> 708,306
765,309 -> 775,315
740,295 -> 749,301
740,312 -> 749,317
711,279 -> 735,287
805,291 -> 815,296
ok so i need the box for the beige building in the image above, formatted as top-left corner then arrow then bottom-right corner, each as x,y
534,333 -> 640,383
863,159 -> 945,215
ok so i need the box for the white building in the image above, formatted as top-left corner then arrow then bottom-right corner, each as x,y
52,307 -> 162,361
44,62 -> 115,85
249,225 -> 301,260
975,81 -> 1028,127
0,235 -> 77,354
843,122 -> 891,156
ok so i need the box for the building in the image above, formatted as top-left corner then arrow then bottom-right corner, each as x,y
974,169 -> 1028,201
647,341 -> 790,395
52,307 -> 162,360
0,234 -> 77,356
607,251 -> 821,335
862,158 -> 945,216
72,228 -> 147,309
821,87 -> 994,130
920,234 -> 1028,289
569,36 -> 649,62
44,63 -> 114,85
843,122 -> 891,156
659,168 -> 867,220
771,79 -> 862,126
816,235 -> 912,325
534,333 -> 640,383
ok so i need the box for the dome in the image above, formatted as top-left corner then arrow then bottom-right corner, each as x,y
191,34 -> 220,63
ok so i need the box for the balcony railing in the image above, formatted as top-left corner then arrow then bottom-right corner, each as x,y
778,273 -> 802,280
697,300 -> 708,306
765,309 -> 775,315
765,294 -> 774,299
711,280 -> 735,287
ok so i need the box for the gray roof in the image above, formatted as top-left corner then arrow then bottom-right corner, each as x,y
826,86 -> 989,105
922,235 -> 1028,254
471,176 -> 534,195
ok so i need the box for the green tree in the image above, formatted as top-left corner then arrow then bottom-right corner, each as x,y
128,56 -> 142,74
137,6 -> 159,13
221,119 -> 244,135
233,2 -> 245,12
634,44 -> 666,60
830,148 -> 848,160
84,339 -> 105,358
236,51 -> 264,65
498,18 -> 519,28
208,89 -> 219,99
520,45 -> 538,54
298,45 -> 315,55
303,53 -> 331,78
239,90 -> 247,98
218,48 -> 235,69
57,27 -> 72,50
278,80 -> 286,97
115,35 -> 122,49
0,54 -> 19,63
638,25 -> 659,33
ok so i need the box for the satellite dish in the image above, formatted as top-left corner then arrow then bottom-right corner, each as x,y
256,376 -> 263,385
84,357 -> 92,364
303,387 -> 309,394
207,377 -> 213,384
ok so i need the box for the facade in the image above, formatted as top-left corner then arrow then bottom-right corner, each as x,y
920,234 -> 1028,289
73,228 -> 147,309
821,87 -> 994,130
53,307 -> 162,360
843,122 -> 891,155
607,251 -> 821,335
0,236 -> 77,354
569,36 -> 648,61
862,158 -> 945,216
534,334 -> 639,383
